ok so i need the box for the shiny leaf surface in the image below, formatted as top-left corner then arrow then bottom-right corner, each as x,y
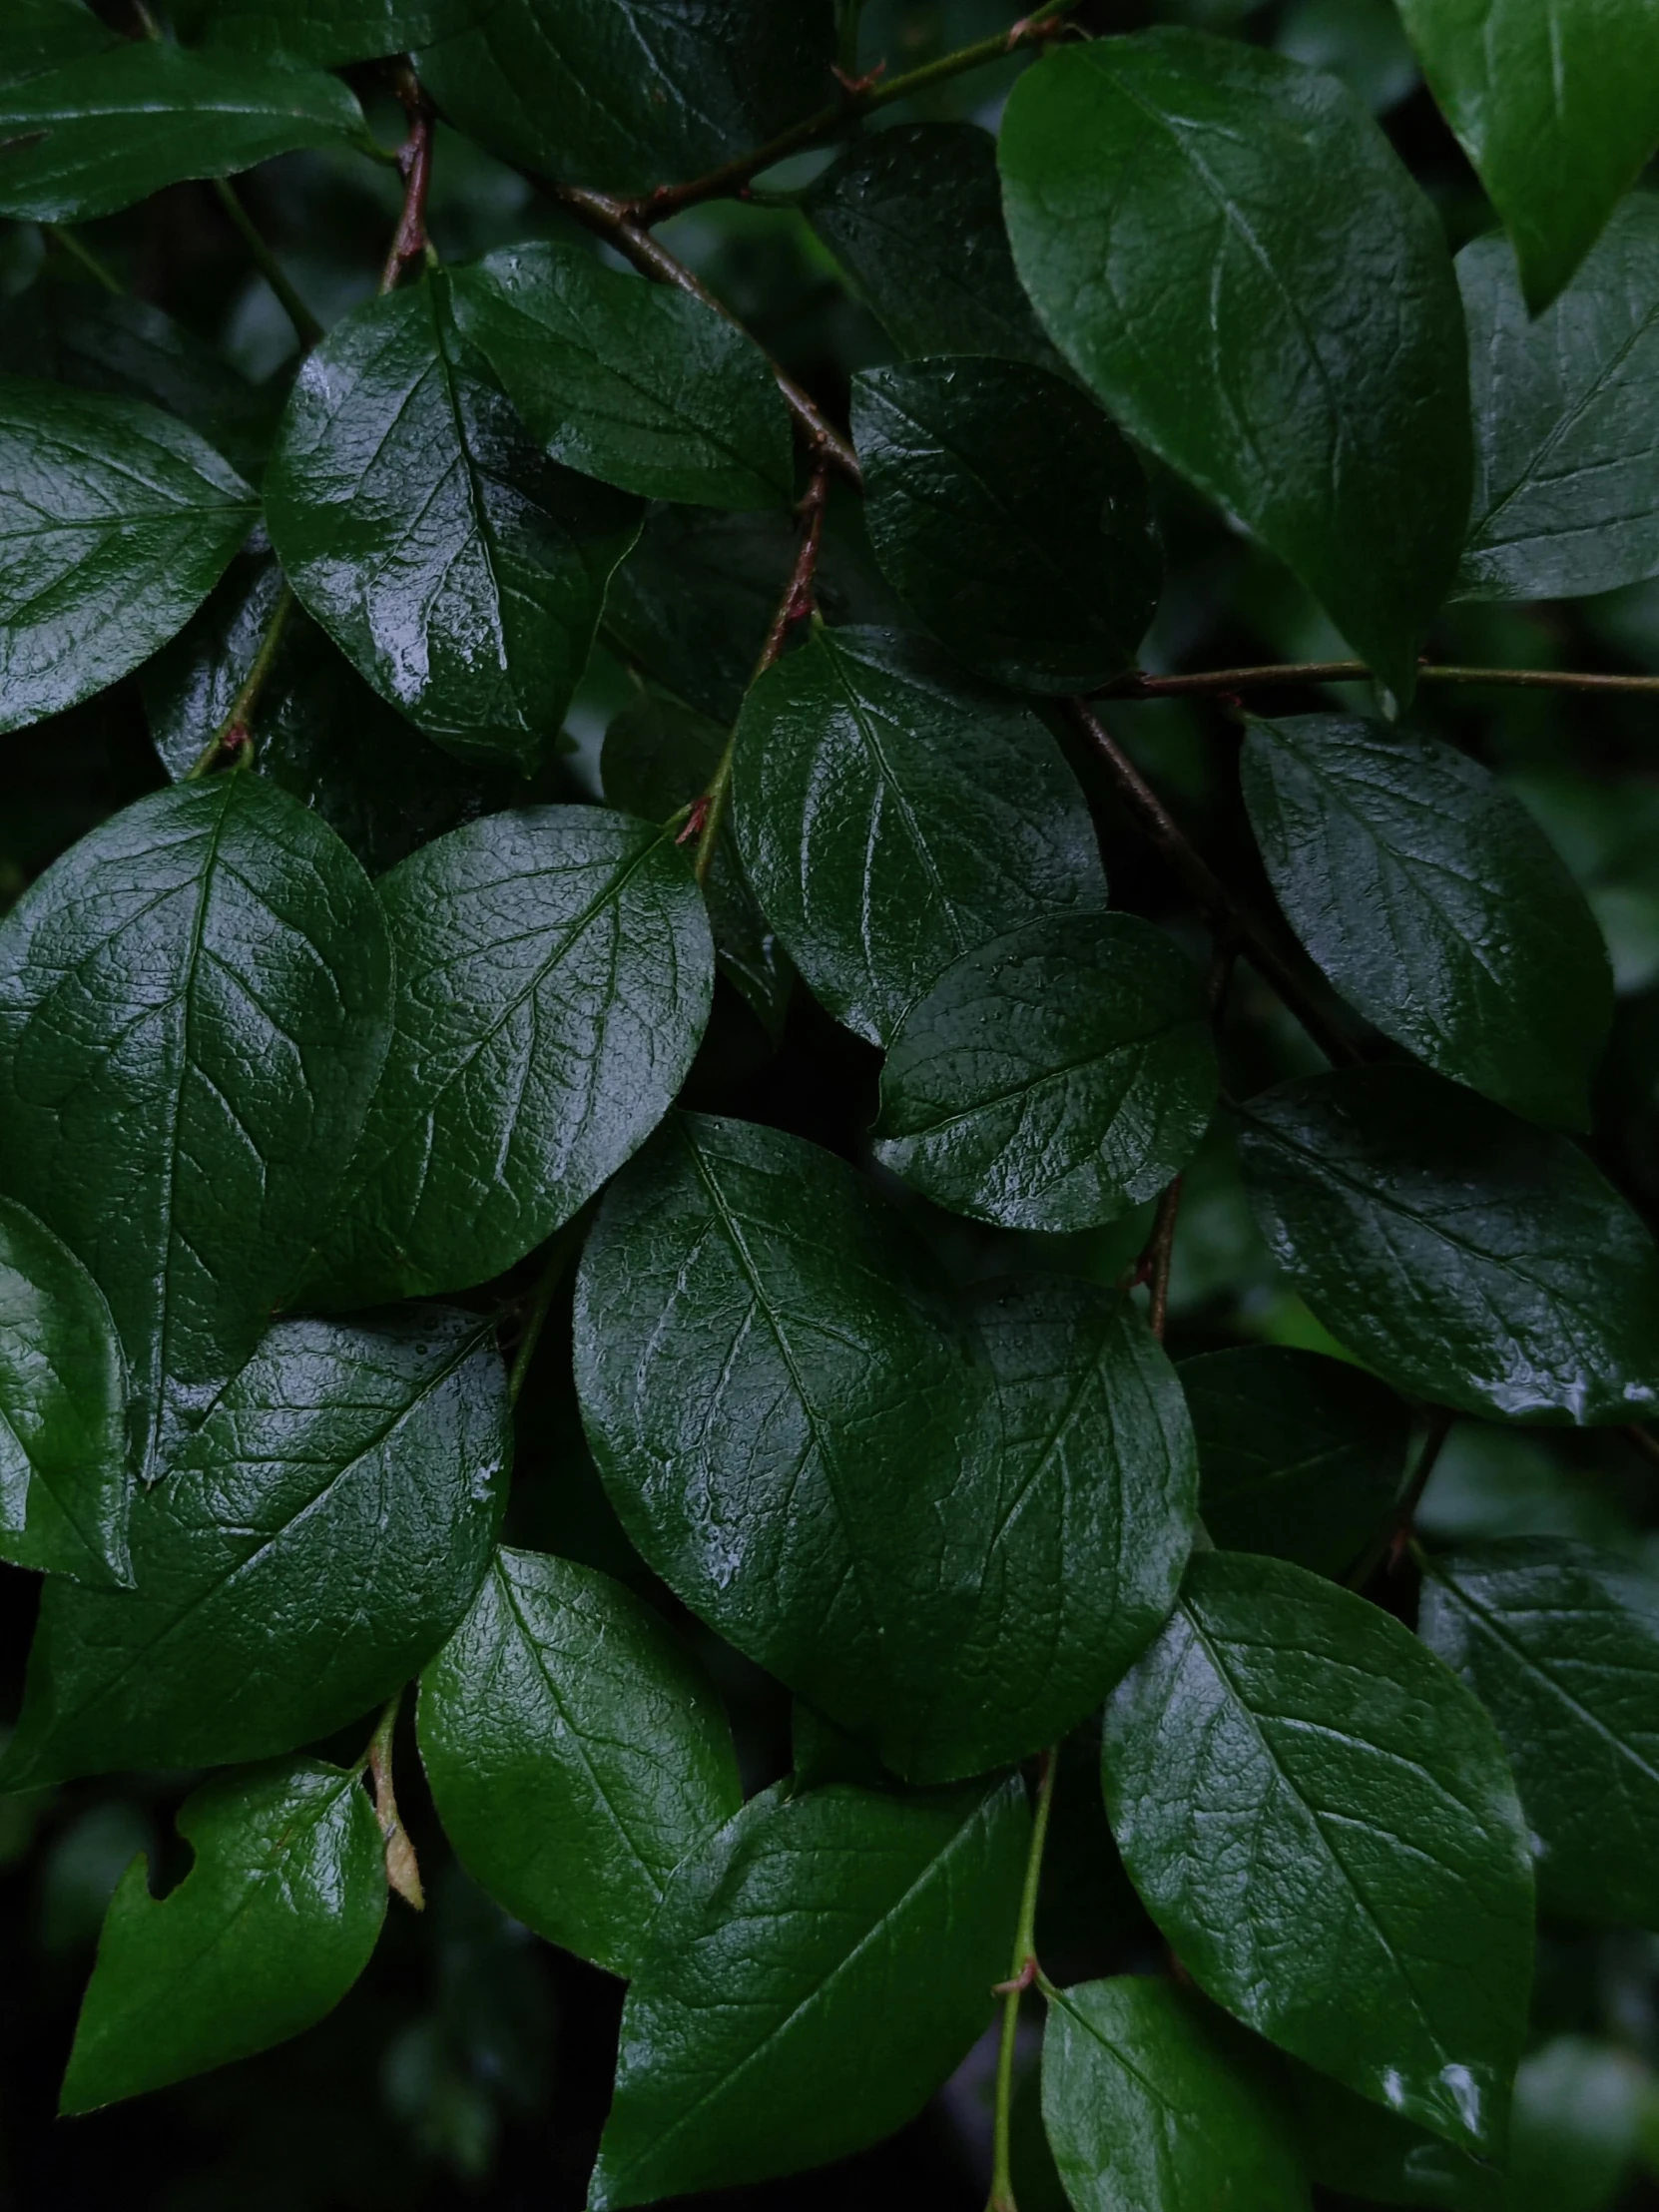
872,911 -> 1217,1232
189,0 -> 480,65
0,0 -> 118,87
1237,1066 -> 1659,1424
588,1777 -> 1027,2207
418,1547 -> 742,1976
1103,1549 -> 1535,2155
60,1758 -> 384,2113
731,626 -> 1104,1044
999,31 -> 1470,705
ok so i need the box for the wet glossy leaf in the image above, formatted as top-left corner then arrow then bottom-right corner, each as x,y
1237,1066 -> 1659,1424
575,1113 -> 1007,1782
852,358 -> 1160,693
0,42 -> 371,222
1419,1540 -> 1659,1928
1268,2048 -> 1505,2211
1000,31 -> 1470,706
418,1547 -> 742,1977
1242,713 -> 1611,1129
297,807 -> 712,1309
805,122 -> 1057,366
417,0 -> 835,197
601,688 -> 794,1042
0,0 -> 118,88
588,1777 -> 1027,2207
1458,203 -> 1659,604
872,911 -> 1216,1232
0,778 -> 391,1480
450,243 -> 793,511
142,546 -> 517,875
0,1192 -> 127,1587
264,276 -> 642,775
1103,1550 -> 1535,2156
1181,1345 -> 1407,1578
0,376 -> 257,736
731,626 -> 1105,1045
60,1758 -> 385,2113
0,1307 -> 509,1788
1042,1976 -> 1312,2212
1395,0 -> 1659,310
189,0 -> 480,66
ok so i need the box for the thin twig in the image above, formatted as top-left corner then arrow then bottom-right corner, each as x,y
986,1748 -> 1060,2212
1144,1179 -> 1183,1344
365,1689 -> 424,1910
1345,1409 -> 1455,1592
1099,658 -> 1659,701
379,64 -> 435,294
1064,697 -> 1362,1070
213,179 -> 323,349
45,225 -> 123,295
507,1211 -> 590,1407
1620,1424 -> 1659,1472
185,583 -> 297,780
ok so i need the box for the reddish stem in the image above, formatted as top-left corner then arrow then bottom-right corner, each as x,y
379,65 -> 434,294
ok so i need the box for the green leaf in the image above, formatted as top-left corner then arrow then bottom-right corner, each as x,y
1242,713 -> 1612,1129
1041,1976 -> 1312,2212
1103,1549 -> 1534,2156
851,358 -> 1161,693
264,276 -> 642,775
59,1757 -> 385,2113
1395,0 -> 1659,310
804,122 -> 1058,367
0,281 -> 277,481
1419,1539 -> 1659,1928
0,42 -> 372,223
588,1776 -> 1027,2208
142,546 -> 518,876
416,0 -> 835,198
0,1 -> 119,89
999,30 -> 1470,706
872,912 -> 1217,1232
731,626 -> 1105,1045
449,243 -> 794,511
1237,1066 -> 1659,1424
295,806 -> 712,1309
0,777 -> 391,1480
1457,201 -> 1659,603
0,1191 -> 127,1588
0,375 -> 257,736
601,688 -> 794,1042
0,1306 -> 509,1789
1181,1345 -> 1408,1578
189,0 -> 481,67
574,1113 -> 1004,1782
418,1547 -> 742,1977
1268,2047 -> 1505,2211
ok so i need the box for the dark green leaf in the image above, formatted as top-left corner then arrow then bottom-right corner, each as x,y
142,546 -> 518,876
1419,1539 -> 1659,1928
588,1776 -> 1027,2208
999,30 -> 1470,706
418,1546 -> 742,1977
1242,713 -> 1611,1129
264,276 -> 641,775
731,626 -> 1105,1045
0,42 -> 372,223
59,1757 -> 385,2113
0,1 -> 118,89
1237,1066 -> 1659,1424
450,243 -> 794,511
1458,201 -> 1659,603
0,1306 -> 509,1788
1181,1345 -> 1407,1578
296,806 -> 712,1309
1395,0 -> 1659,310
416,0 -> 835,198
1041,1976 -> 1312,2212
574,1113 -> 1005,1782
0,1191 -> 127,1587
1268,2047 -> 1505,2211
804,122 -> 1058,367
851,358 -> 1160,693
0,281 -> 277,481
872,912 -> 1216,1232
0,376 -> 257,736
601,688 -> 794,1042
1103,1549 -> 1534,2156
0,777 -> 391,1479
189,0 -> 480,67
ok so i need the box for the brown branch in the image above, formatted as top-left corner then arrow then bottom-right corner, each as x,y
1099,659 -> 1659,701
379,64 -> 434,294
1143,1177 -> 1183,1343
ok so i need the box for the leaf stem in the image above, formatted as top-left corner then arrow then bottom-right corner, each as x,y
365,1688 -> 424,1910
186,583 -> 296,779
379,64 -> 435,295
1100,658 -> 1659,701
1143,1178 -> 1182,1344
44,225 -> 123,294
624,0 -> 1084,227
507,1210 -> 590,1407
1345,1408 -> 1455,1592
213,179 -> 323,350
987,1747 -> 1060,2212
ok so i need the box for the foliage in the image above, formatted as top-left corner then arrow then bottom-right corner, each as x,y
1,3 -> 1659,2208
